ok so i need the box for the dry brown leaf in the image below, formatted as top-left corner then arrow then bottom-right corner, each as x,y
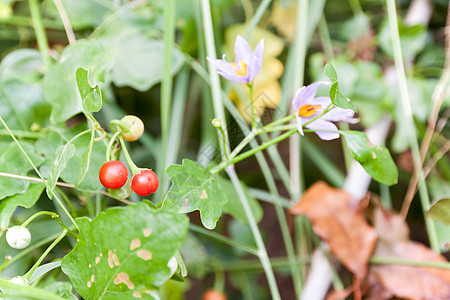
373,207 -> 409,244
370,241 -> 450,300
290,181 -> 377,279
325,287 -> 353,300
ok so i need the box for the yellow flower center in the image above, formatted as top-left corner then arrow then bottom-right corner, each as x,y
299,104 -> 322,117
231,59 -> 248,76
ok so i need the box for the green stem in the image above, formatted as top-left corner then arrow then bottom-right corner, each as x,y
386,0 -> 439,252
28,0 -> 50,69
0,117 -> 78,230
118,137 -> 140,175
248,83 -> 256,129
106,130 -> 121,162
216,124 -> 229,161
21,211 -> 76,238
160,0 -> 176,202
23,229 -> 67,281
212,129 -> 297,174
244,0 -> 272,39
227,168 -> 281,300
189,224 -> 258,255
0,129 -> 43,139
208,256 -> 306,272
0,232 -> 61,273
370,256 -> 450,269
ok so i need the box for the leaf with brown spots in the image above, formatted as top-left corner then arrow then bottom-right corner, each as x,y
290,181 -> 377,278
61,203 -> 188,300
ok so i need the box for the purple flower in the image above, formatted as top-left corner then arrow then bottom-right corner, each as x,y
207,35 -> 264,83
292,82 -> 358,140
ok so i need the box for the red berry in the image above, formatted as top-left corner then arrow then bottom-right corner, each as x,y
131,169 -> 159,196
203,289 -> 227,300
99,161 -> 128,189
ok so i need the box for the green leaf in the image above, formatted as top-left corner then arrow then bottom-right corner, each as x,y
0,277 -> 65,300
163,159 -> 227,229
96,21 -> 184,92
0,182 -> 45,230
46,143 -> 76,199
77,130 -> 95,185
217,177 -> 263,223
0,49 -> 52,130
76,68 -> 102,114
42,40 -> 110,123
61,203 -> 189,300
324,63 -> 337,82
60,132 -> 106,192
42,282 -> 77,300
428,196 -> 450,225
30,261 -> 62,284
329,82 -> 356,112
0,141 -> 44,200
342,131 -> 398,186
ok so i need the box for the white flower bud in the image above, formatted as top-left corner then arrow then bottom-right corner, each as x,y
6,226 -> 31,249
211,118 -> 222,128
167,256 -> 178,277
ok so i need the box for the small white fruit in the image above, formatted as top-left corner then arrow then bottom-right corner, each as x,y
167,256 -> 178,277
6,226 -> 31,249
9,276 -> 28,286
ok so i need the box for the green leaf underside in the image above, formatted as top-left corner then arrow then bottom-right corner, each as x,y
0,277 -> 65,300
342,131 -> 398,186
46,143 -> 76,199
76,67 -> 102,114
0,182 -> 45,230
428,197 -> 450,225
218,176 -> 263,224
163,159 -> 227,229
324,63 -> 338,82
78,130 -> 96,185
61,203 -> 189,300
42,282 -> 77,300
0,141 -> 44,200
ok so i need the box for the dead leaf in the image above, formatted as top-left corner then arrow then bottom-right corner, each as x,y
370,241 -> 450,300
373,207 -> 409,244
290,181 -> 377,279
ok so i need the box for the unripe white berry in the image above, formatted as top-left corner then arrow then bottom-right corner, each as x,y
9,276 -> 28,286
167,256 -> 177,277
6,226 -> 31,249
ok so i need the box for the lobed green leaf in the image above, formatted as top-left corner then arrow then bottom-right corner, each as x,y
76,67 -> 102,114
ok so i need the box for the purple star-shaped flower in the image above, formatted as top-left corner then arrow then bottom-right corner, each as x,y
292,82 -> 358,140
207,35 -> 264,84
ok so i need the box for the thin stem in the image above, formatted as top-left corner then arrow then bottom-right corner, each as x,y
21,210 -> 77,238
370,256 -> 450,269
248,83 -> 256,129
23,230 -> 67,280
0,129 -> 42,139
159,0 -> 176,202
0,232 -> 61,272
189,224 -> 258,256
216,124 -> 229,161
52,0 -> 76,44
0,117 -> 78,230
118,137 -> 140,175
227,167 -> 281,300
28,0 -> 50,69
245,0 -> 272,39
386,0 -> 439,252
106,130 -> 121,162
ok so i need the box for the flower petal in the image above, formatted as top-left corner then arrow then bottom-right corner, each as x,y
297,81 -> 329,103
247,56 -> 262,83
311,96 -> 332,107
323,107 -> 359,124
234,35 -> 253,65
292,86 -> 306,111
305,118 -> 339,140
253,39 -> 264,65
207,57 -> 248,83
295,115 -> 304,135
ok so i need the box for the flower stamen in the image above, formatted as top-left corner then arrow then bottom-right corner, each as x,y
299,104 -> 322,117
231,59 -> 248,76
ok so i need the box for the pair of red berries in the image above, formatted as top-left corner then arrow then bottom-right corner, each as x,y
99,161 -> 158,196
